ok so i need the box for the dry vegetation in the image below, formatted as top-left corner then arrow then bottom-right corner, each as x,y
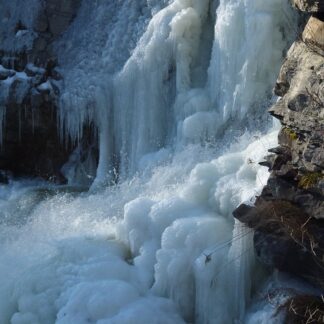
279,295 -> 324,324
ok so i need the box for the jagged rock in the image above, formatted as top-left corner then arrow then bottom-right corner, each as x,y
37,81 -> 52,94
235,199 -> 324,288
259,154 -> 276,169
0,0 -> 83,180
0,63 -> 70,180
292,0 -> 324,12
234,8 -> 324,291
312,148 -> 324,168
268,146 -> 291,155
270,41 -> 324,176
0,66 -> 15,80
303,16 -> 324,54
51,67 -> 63,80
25,63 -> 46,77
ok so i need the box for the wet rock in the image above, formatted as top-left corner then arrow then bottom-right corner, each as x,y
0,61 -> 72,180
51,67 -> 63,80
33,37 -> 48,52
0,0 -> 83,180
37,81 -> 52,94
25,63 -> 46,77
33,15 -> 48,33
0,66 -> 15,80
0,171 -> 9,184
30,88 -> 43,108
45,0 -> 81,37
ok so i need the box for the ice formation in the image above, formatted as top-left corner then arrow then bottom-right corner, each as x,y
0,129 -> 279,323
56,0 -> 295,181
0,0 -> 298,323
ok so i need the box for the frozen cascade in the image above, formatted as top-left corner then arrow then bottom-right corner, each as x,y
194,220 -> 254,323
0,0 -> 298,323
208,0 -> 293,123
56,0 -> 295,180
0,129 -> 279,324
0,106 -> 5,145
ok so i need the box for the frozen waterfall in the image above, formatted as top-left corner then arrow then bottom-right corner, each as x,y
0,0 -> 297,323
56,0 -> 295,181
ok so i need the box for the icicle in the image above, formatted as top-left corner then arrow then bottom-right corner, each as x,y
194,221 -> 254,324
0,105 -> 6,146
227,220 -> 255,322
91,86 -> 113,188
208,0 -> 296,127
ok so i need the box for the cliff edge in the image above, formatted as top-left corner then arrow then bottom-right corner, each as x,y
234,1 -> 324,321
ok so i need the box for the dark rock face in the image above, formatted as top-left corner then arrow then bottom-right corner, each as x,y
234,5 -> 324,290
235,200 -> 324,288
0,0 -> 82,181
0,90 -> 69,182
45,0 -> 81,37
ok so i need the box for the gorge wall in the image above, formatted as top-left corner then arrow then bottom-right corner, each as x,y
0,0 -> 83,182
234,0 -> 324,321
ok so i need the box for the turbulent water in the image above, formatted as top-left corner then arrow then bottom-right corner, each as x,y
0,0 -> 300,323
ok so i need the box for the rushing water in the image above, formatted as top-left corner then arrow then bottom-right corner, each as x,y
0,0 -> 299,323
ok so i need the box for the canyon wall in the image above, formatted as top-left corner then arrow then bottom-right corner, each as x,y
234,0 -> 324,321
0,0 -> 82,181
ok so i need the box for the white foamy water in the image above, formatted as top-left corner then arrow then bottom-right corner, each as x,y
0,129 -> 278,324
0,0 -> 298,323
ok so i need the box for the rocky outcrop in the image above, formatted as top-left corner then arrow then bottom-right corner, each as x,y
303,16 -> 324,54
292,0 -> 324,13
0,0 -> 81,181
234,0 -> 324,301
0,63 -> 70,181
270,40 -> 324,210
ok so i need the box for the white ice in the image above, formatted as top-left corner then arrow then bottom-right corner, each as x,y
0,128 -> 279,323
0,0 -> 298,323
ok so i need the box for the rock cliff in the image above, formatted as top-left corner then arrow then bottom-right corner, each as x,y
234,0 -> 324,321
0,0 -> 81,181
